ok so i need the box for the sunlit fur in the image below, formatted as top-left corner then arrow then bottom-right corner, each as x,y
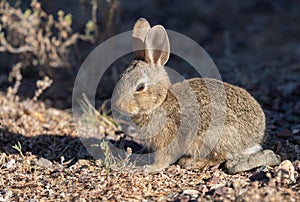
113,60 -> 170,115
112,18 -> 266,171
113,60 -> 266,170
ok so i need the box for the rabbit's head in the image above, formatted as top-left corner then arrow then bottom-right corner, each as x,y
113,18 -> 171,115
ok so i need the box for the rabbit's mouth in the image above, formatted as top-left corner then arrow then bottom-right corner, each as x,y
112,101 -> 129,115
113,100 -> 152,116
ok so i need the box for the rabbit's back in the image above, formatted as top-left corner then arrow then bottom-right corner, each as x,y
180,78 -> 265,131
172,78 -> 266,160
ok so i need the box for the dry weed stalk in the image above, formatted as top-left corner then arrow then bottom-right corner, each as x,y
98,0 -> 120,40
79,94 -> 119,136
33,76 -> 53,101
6,62 -> 22,101
0,0 -> 96,72
6,64 -> 53,102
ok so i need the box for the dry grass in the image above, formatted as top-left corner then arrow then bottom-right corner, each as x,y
0,0 -> 300,201
0,0 -> 119,75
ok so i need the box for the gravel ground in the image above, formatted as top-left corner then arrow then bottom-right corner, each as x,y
1,0 -> 300,201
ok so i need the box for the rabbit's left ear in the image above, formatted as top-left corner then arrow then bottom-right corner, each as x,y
144,25 -> 170,66
132,18 -> 151,60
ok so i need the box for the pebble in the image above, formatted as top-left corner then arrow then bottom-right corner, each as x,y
25,199 -> 38,202
0,190 -> 13,201
4,159 -> 15,169
36,157 -> 53,168
291,124 -> 300,134
182,189 -> 199,196
274,160 -> 296,185
292,160 -> 300,172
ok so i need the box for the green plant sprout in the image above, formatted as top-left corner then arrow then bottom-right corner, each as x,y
12,141 -> 24,157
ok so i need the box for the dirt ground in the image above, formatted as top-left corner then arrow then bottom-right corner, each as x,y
0,0 -> 300,201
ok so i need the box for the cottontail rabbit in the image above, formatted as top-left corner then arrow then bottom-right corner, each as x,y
112,18 -> 268,171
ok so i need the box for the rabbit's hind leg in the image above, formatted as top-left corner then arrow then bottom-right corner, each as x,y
224,150 -> 281,174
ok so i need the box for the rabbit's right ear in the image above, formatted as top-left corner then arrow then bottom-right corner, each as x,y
144,25 -> 170,66
132,18 -> 151,60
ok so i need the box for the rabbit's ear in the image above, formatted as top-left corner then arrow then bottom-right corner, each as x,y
132,18 -> 151,60
144,25 -> 170,66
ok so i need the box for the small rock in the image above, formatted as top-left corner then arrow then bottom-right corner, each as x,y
291,124 -> 300,134
77,159 -> 91,166
36,157 -> 53,168
274,160 -> 296,185
232,181 -> 241,189
0,190 -> 13,201
181,189 -> 200,201
4,159 -> 15,169
225,150 -> 281,174
292,160 -> 300,172
26,199 -> 38,202
182,189 -> 199,197
180,194 -> 190,202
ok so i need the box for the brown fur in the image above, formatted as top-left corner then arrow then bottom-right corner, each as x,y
112,19 -> 266,171
127,78 -> 265,170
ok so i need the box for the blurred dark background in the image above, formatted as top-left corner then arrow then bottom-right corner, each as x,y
0,0 -> 299,114
0,0 -> 299,167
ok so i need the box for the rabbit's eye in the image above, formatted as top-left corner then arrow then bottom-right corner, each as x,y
136,83 -> 145,92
